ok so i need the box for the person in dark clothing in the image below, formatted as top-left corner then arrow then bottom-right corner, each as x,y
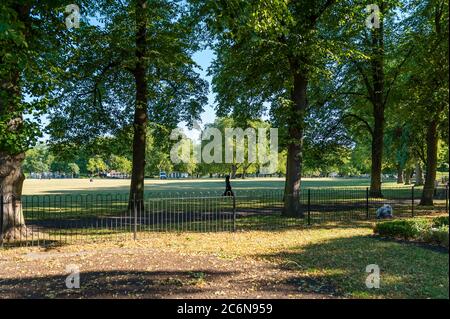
223,175 -> 234,196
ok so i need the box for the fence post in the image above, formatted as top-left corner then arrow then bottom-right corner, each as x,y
232,194 -> 236,232
133,194 -> 137,241
307,189 -> 311,226
0,190 -> 3,246
411,186 -> 415,218
366,187 -> 369,219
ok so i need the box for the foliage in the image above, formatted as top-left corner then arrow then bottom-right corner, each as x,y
67,163 -> 80,176
86,155 -> 108,175
48,0 -> 208,155
0,1 -> 71,155
432,216 -> 449,228
108,155 -> 132,174
374,219 -> 431,240
22,144 -> 53,173
374,217 -> 449,248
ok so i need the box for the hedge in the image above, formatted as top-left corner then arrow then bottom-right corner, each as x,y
373,216 -> 449,248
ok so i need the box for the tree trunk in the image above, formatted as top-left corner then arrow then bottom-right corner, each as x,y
230,164 -> 237,179
129,0 -> 148,211
396,165 -> 403,184
404,168 -> 411,185
368,13 -> 385,198
414,160 -> 424,185
283,66 -> 307,218
420,119 -> 438,206
0,152 -> 27,240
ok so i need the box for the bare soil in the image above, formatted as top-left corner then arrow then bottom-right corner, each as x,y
0,244 -> 335,299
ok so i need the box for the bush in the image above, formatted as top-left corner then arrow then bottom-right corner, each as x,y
423,226 -> 449,248
374,219 -> 431,240
432,216 -> 449,228
374,218 -> 449,248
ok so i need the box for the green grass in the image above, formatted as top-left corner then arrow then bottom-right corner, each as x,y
269,233 -> 449,298
4,212 -> 448,298
13,177 -> 447,244
106,219 -> 449,298
23,177 -> 426,196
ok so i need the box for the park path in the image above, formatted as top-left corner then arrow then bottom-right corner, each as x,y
0,244 -> 335,299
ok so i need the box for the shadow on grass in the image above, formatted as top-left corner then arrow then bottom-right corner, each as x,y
0,270 -> 235,299
257,235 -> 449,299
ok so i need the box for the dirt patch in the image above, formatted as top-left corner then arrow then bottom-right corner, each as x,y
0,245 -> 335,299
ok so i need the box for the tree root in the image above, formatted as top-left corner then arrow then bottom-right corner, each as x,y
1,225 -> 32,242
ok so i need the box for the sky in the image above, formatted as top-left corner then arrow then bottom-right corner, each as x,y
181,49 -> 217,140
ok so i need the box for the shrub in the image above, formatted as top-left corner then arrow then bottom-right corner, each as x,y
374,219 -> 430,240
432,216 -> 449,228
423,226 -> 449,248
374,218 -> 449,248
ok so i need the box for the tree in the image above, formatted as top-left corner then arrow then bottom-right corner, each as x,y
67,163 -> 80,177
22,144 -> 53,174
87,156 -> 108,176
401,0 -> 449,205
1,1 -> 69,239
332,0 -> 418,196
49,0 -> 208,208
195,0 -> 349,216
109,155 -> 132,174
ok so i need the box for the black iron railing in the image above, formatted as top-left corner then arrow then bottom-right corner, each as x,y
0,186 -> 448,246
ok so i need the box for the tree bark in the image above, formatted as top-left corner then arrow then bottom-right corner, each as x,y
0,152 -> 27,240
420,119 -> 438,206
369,15 -> 385,198
414,160 -> 424,185
404,168 -> 411,185
230,164 -> 238,179
129,0 -> 148,211
283,64 -> 307,218
396,165 -> 403,184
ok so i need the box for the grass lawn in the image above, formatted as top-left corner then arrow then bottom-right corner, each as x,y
22,177 -> 419,196
2,177 -> 446,299
1,218 -> 448,299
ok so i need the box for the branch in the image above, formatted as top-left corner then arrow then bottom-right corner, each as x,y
383,46 -> 414,107
309,0 -> 336,27
336,91 -> 371,101
414,146 -> 426,164
342,113 -> 374,136
354,62 -> 375,101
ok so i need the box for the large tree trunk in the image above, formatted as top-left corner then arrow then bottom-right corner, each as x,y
129,0 -> 148,210
414,160 -> 424,185
369,13 -> 385,198
420,119 -> 438,206
404,168 -> 412,185
396,165 -> 403,184
283,66 -> 307,218
0,153 -> 27,240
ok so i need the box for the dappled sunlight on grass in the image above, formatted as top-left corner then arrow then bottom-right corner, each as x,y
1,218 -> 447,298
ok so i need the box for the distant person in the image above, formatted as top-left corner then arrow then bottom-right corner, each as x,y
223,175 -> 234,196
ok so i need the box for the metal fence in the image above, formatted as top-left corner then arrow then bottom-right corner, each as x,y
0,186 -> 448,246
